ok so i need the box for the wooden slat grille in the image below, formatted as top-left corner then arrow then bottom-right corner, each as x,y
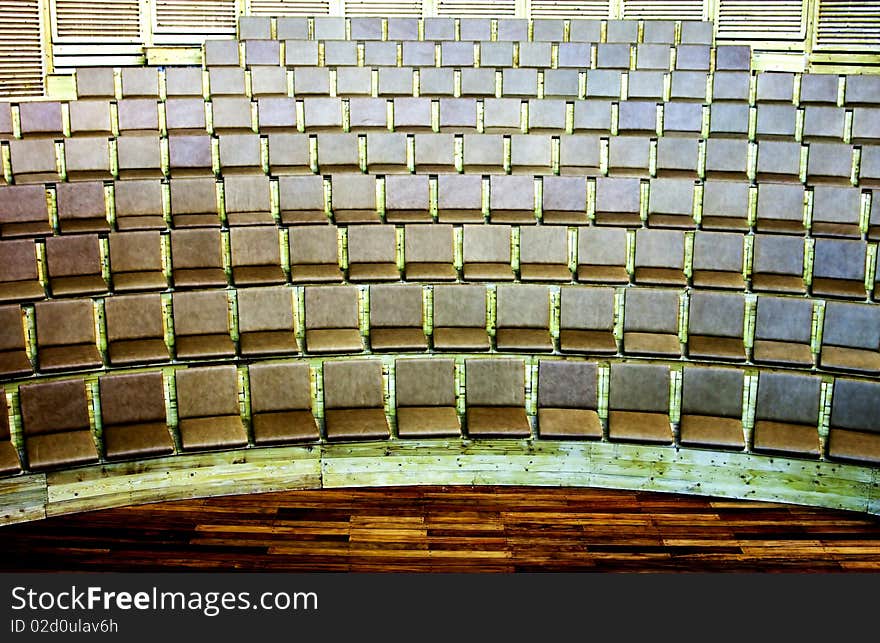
249,0 -> 331,15
153,0 -> 237,33
344,0 -> 423,17
437,0 -> 516,18
0,0 -> 44,97
814,0 -> 880,51
54,0 -> 141,40
717,0 -> 805,40
622,0 -> 705,20
529,0 -> 610,18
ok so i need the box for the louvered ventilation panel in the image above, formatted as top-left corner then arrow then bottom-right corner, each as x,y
622,0 -> 705,20
814,0 -> 880,51
437,0 -> 516,17
153,0 -> 237,34
716,0 -> 805,42
53,0 -> 141,41
0,0 -> 43,97
249,0 -> 331,15
345,0 -> 423,16
529,0 -> 610,19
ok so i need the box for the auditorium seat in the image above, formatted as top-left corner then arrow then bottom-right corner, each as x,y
646,178 -> 695,228
19,378 -> 99,470
622,288 -> 682,357
248,362 -> 319,445
44,234 -> 107,297
318,134 -> 359,173
559,135 -> 602,174
165,68 -> 204,98
529,98 -> 567,128
289,225 -> 342,283
113,179 -> 166,231
0,240 -> 44,303
337,68 -> 372,97
323,359 -> 390,441
279,176 -> 327,225
810,239 -> 868,300
166,97 -> 208,132
493,285 -> 552,352
0,304 -> 31,378
56,182 -> 109,234
168,134 -> 213,177
753,371 -> 821,458
108,231 -> 168,293
819,302 -> 880,374
519,226 -> 570,282
170,228 -> 227,289
509,135 -> 551,174
18,101 -> 62,136
258,97 -> 297,131
542,176 -> 587,225
9,139 -> 59,184
608,363 -> 673,444
594,177 -> 641,227
463,134 -> 505,172
304,286 -> 363,354
331,175 -> 378,225
432,284 -> 489,351
465,358 -> 531,438
117,99 -> 160,134
679,366 -> 745,450
691,231 -> 745,290
237,286 -> 299,358
368,284 -> 426,352
483,98 -> 521,133
701,180 -> 750,232
347,225 -> 400,282
99,371 -> 174,460
349,98 -> 388,131
218,134 -> 262,173
752,295 -> 814,367
0,185 -> 52,239
230,226 -> 285,286
462,224 -> 513,281
755,140 -> 801,182
366,133 -> 407,173
755,183 -> 805,235
64,136 -> 112,180
171,290 -> 236,360
0,394 -> 21,475
205,39 -> 240,66
490,175 -> 537,224
34,299 -> 102,372
267,133 -> 310,174
438,175 -> 483,223
170,178 -> 220,228
807,143 -> 853,185
116,135 -> 163,179
705,138 -> 749,179
576,227 -> 629,285
395,358 -> 460,438
403,224 -> 456,281
827,378 -> 880,465
104,293 -> 169,366
633,229 -> 687,286
608,136 -> 651,176
751,234 -> 806,295
810,186 -> 862,239
687,292 -> 746,362
558,286 -> 617,354
385,175 -> 430,223
175,365 -> 248,452
75,68 -> 114,99
537,360 -> 602,439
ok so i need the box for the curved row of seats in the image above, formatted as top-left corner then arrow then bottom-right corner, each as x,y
1,176 -> 878,240
2,283 -> 878,379
1,356 -> 879,477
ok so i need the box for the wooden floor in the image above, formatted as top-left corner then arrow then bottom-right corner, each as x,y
1,486 -> 880,572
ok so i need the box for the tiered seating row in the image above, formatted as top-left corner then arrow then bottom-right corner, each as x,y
1,355 -> 878,477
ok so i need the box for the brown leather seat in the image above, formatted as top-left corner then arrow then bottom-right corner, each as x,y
542,176 -> 588,225
289,225 -> 343,283
691,231 -> 746,290
0,239 -> 44,303
385,175 -> 431,223
558,286 -> 617,354
594,177 -> 641,227
44,234 -> 107,297
752,296 -> 815,367
0,184 -> 52,239
108,231 -> 168,293
752,372 -> 821,457
633,229 -> 687,286
751,234 -> 806,295
607,363 -> 673,444
465,358 -> 531,438
230,226 -> 285,286
9,139 -> 60,184
432,284 -> 490,351
437,174 -> 484,223
34,299 -> 103,372
170,177 -> 220,228
99,371 -> 174,460
489,175 -> 538,224
0,304 -> 32,378
347,225 -> 400,282
519,226 -> 571,282
330,174 -> 378,224
225,175 -> 274,227
248,362 -> 319,445
56,181 -> 110,234
678,366 -> 746,449
278,175 -> 328,225
687,292 -> 746,362
827,378 -> 880,465
322,359 -> 391,440
172,290 -> 236,360
810,238 -> 868,300
647,177 -> 696,228
175,365 -> 248,451
19,379 -> 99,470
395,358 -> 461,438
576,227 -> 630,285
237,286 -> 299,357
304,286 -> 363,353
700,180 -> 750,232
537,360 -> 602,439
104,293 -> 170,366
462,224 -> 514,281
113,179 -> 167,231
170,228 -> 227,289
495,284 -> 553,352
819,302 -> 880,374
0,394 -> 22,476
368,284 -> 427,351
403,224 -> 457,281
622,288 -> 682,357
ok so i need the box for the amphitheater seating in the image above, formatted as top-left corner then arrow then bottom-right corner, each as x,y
0,13 -> 878,498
